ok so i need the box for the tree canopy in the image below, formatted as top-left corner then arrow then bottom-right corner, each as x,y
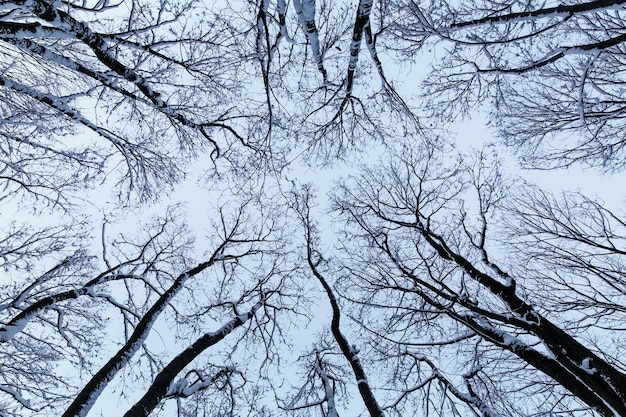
1,1 -> 626,416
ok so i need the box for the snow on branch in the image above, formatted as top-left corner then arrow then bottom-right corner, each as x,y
346,0 -> 373,94
122,300 -> 264,417
292,0 -> 328,84
451,0 -> 626,28
165,368 -> 236,398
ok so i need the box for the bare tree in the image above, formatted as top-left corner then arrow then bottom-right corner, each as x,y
0,0 -> 417,187
0,199 -> 298,416
330,142 -> 626,416
287,186 -> 385,417
280,339 -> 351,417
252,0 -> 421,164
0,0 -> 254,203
390,0 -> 626,170
4,1 -> 626,416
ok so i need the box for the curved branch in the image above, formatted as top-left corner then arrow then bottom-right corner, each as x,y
294,190 -> 385,417
122,301 -> 263,417
451,0 -> 626,28
61,239 -> 234,417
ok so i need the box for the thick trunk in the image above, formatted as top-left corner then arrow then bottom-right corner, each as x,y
416,221 -> 626,416
122,303 -> 261,417
62,254 -> 223,417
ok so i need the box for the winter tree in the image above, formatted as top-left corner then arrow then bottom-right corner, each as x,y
390,0 -> 626,170
0,0 -> 258,204
326,142 -> 626,416
2,0 -> 626,416
0,1 -> 302,415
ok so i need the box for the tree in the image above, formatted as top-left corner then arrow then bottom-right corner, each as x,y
253,0 -> 421,163
390,0 -> 626,170
0,0 -> 253,204
0,200 -> 298,416
329,142 -> 626,416
3,0 -> 626,416
288,186 -> 385,417
0,2 -> 296,414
